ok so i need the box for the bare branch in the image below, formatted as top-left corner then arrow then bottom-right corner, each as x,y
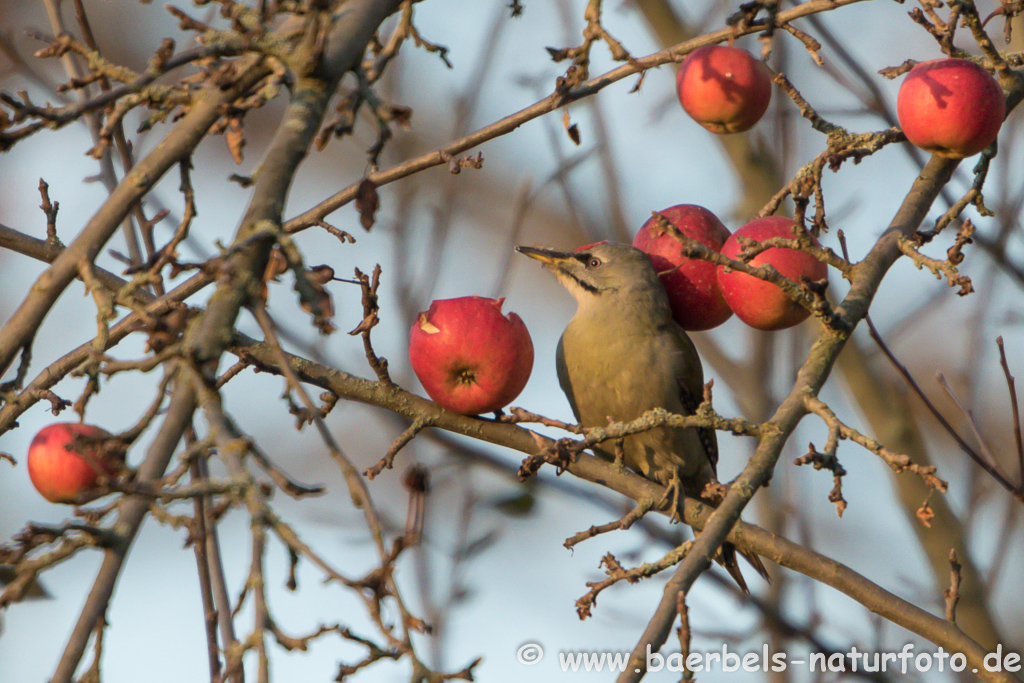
945,549 -> 962,623
996,337 -> 1024,486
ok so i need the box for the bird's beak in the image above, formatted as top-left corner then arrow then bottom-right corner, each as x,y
516,245 -> 575,266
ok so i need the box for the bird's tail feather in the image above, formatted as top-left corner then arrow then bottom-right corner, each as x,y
717,542 -> 770,594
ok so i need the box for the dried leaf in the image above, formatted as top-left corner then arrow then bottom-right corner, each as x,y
387,104 -> 413,128
355,178 -> 379,230
259,248 -> 288,303
225,116 -> 245,164
546,46 -> 570,62
403,465 -> 429,493
264,248 -> 288,282
145,305 -> 190,353
307,265 -> 336,285
348,313 -> 378,336
563,109 -> 581,145
297,267 -> 336,335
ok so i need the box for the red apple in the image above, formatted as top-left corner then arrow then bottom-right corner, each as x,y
632,205 -> 733,331
27,423 -> 121,504
897,58 -> 1005,158
409,296 -> 534,415
716,216 -> 827,331
676,45 -> 772,134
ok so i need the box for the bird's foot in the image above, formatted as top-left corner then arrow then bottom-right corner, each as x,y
658,471 -> 686,523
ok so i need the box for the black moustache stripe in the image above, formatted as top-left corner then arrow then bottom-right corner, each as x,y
568,272 -> 600,294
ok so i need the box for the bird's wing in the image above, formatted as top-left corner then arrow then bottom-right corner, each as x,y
555,334 -> 582,423
671,325 -> 719,475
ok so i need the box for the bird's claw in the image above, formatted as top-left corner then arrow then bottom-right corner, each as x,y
658,472 -> 685,523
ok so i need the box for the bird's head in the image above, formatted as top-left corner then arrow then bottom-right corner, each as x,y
516,241 -> 669,313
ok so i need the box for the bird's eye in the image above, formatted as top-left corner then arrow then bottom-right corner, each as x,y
588,257 -> 602,268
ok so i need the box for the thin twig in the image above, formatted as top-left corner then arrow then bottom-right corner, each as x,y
936,372 -> 1002,470
349,265 -> 391,383
365,417 -> 431,480
996,337 -> 1024,486
803,394 -> 947,494
861,301 -> 1017,497
252,304 -> 388,558
38,179 -> 60,244
230,331 -> 1015,680
944,549 -> 962,623
187,458 -> 224,681
563,498 -> 657,549
676,591 -> 692,679
282,0 -> 875,234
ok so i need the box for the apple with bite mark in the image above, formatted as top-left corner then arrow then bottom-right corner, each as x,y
632,204 -> 733,331
27,423 -> 122,504
897,58 -> 1005,159
409,296 -> 534,415
717,216 -> 828,331
676,45 -> 772,134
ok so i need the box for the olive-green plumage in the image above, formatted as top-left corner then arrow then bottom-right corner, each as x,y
518,241 -> 767,591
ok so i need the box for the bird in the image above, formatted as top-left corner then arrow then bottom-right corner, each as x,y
517,240 -> 768,591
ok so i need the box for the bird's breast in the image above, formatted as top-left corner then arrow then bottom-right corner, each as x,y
561,327 -> 682,423
559,323 -> 710,483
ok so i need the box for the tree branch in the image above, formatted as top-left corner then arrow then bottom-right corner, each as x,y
0,57 -> 269,379
615,150 -> 984,681
281,0 -> 871,233
51,377 -> 195,683
227,334 -> 1013,681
